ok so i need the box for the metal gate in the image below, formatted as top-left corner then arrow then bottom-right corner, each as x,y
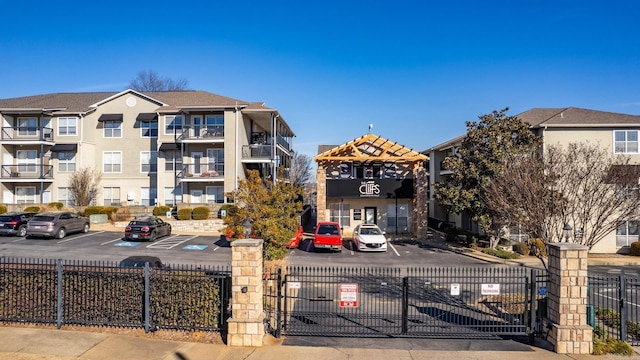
588,274 -> 640,345
264,266 -> 547,339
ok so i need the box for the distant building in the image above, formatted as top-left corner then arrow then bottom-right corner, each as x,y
314,134 -> 428,238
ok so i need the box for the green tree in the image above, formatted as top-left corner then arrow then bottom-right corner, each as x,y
225,170 -> 303,260
433,108 -> 541,247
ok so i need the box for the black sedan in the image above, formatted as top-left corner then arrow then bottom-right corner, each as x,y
124,216 -> 172,242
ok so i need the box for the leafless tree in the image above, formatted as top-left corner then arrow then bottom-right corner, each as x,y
484,142 -> 640,266
128,70 -> 189,91
68,167 -> 101,206
288,152 -> 313,186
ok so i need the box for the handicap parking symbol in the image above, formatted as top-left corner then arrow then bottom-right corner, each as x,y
115,241 -> 140,247
183,244 -> 208,250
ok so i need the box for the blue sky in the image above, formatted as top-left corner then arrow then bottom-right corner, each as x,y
1,0 -> 639,160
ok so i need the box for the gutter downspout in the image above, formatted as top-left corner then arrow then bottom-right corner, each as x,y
272,113 -> 277,181
235,102 -> 239,191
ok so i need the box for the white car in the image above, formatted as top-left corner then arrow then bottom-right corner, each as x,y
353,224 -> 387,252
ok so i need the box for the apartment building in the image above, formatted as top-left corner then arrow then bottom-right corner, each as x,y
315,133 -> 428,238
425,107 -> 640,253
0,89 -> 295,209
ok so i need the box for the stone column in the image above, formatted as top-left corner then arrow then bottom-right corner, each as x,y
316,166 -> 328,222
547,243 -> 593,354
227,239 -> 264,346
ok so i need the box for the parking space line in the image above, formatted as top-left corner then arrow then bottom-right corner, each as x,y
57,231 -> 105,244
102,237 -> 124,245
146,235 -> 197,249
389,242 -> 401,256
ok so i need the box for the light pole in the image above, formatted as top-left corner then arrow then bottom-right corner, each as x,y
243,219 -> 252,239
562,223 -> 572,242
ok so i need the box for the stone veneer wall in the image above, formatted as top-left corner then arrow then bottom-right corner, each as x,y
316,166 -> 328,222
547,243 -> 593,354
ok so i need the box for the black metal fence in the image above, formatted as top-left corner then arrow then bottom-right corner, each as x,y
0,257 -> 231,332
588,274 -> 640,345
265,266 -> 548,339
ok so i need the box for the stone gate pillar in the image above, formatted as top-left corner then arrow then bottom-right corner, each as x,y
547,243 -> 592,354
227,239 -> 264,346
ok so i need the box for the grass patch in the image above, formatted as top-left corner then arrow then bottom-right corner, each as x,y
481,248 -> 520,259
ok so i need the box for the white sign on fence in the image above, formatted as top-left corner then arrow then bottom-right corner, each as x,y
288,282 -> 301,289
339,283 -> 359,308
450,283 -> 460,296
481,284 -> 501,295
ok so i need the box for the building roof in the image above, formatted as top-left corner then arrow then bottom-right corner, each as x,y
518,107 -> 640,127
315,133 -> 428,164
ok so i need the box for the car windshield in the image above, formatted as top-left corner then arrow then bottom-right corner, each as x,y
318,225 -> 339,235
361,228 -> 382,235
32,216 -> 55,221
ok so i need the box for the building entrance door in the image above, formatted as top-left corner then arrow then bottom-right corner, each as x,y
364,207 -> 377,224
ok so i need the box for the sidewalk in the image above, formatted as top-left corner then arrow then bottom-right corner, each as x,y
0,326 -> 634,360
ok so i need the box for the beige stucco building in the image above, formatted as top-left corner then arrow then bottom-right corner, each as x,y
426,107 -> 640,253
0,89 -> 295,210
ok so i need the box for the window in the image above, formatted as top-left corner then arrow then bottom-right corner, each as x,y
103,151 -> 122,173
617,221 -> 640,247
141,187 -> 157,206
207,148 -> 224,174
58,152 -> 76,172
17,150 -> 37,173
329,203 -> 350,227
17,117 -> 37,136
103,187 -> 121,206
387,203 -> 408,232
164,152 -> 183,172
140,151 -> 158,173
141,121 -> 158,137
206,186 -> 224,204
58,117 -> 77,136
339,162 -> 352,179
16,186 -> 36,204
164,115 -> 183,135
508,224 -> 529,243
58,187 -> 74,207
353,209 -> 362,221
205,114 -> 224,136
614,130 -> 639,154
104,121 -> 122,138
164,187 -> 182,206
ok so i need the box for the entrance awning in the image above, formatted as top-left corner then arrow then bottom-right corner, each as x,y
50,144 -> 78,152
98,114 -> 123,122
136,113 -> 157,121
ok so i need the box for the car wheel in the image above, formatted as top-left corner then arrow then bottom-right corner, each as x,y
82,223 -> 89,233
149,231 -> 156,242
17,226 -> 26,237
56,228 -> 66,239
167,226 -> 172,236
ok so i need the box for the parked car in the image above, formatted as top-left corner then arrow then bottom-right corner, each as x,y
352,223 -> 387,252
0,212 -> 37,237
124,216 -> 172,242
118,255 -> 167,269
313,221 -> 343,252
26,211 -> 90,239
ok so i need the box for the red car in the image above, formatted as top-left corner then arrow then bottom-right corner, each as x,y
313,222 -> 343,252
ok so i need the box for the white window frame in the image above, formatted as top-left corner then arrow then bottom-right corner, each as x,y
103,151 -> 122,173
164,187 -> 182,206
164,151 -> 183,172
17,150 -> 37,173
140,121 -> 158,138
164,115 -> 183,135
58,187 -> 74,207
17,117 -> 37,137
614,130 -> 639,154
206,186 -> 224,204
206,148 -> 224,174
617,220 -> 640,247
140,151 -> 158,173
58,152 -> 76,172
141,187 -> 157,206
103,121 -> 122,138
57,117 -> 78,136
103,187 -> 121,206
16,186 -> 36,204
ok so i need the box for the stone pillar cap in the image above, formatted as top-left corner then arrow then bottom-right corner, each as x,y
231,239 -> 264,247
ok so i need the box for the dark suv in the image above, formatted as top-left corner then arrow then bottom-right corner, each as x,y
0,212 -> 36,237
124,216 -> 172,242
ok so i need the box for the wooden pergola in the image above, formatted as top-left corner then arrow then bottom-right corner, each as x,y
314,133 -> 428,164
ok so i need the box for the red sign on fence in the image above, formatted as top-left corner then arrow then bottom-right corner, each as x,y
339,283 -> 359,308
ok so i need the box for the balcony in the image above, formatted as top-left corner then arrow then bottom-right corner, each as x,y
178,163 -> 224,181
176,125 -> 224,141
242,144 -> 273,161
0,165 -> 54,180
276,134 -> 291,151
1,127 -> 54,142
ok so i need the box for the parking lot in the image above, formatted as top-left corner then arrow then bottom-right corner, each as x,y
0,229 -> 491,268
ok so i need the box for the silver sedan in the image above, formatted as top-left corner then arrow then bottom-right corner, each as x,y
352,224 -> 387,252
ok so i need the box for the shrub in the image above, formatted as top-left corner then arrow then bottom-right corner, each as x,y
24,206 -> 41,213
528,238 -> 548,257
48,202 -> 64,210
0,205 -> 6,214
498,238 -> 511,247
593,338 -> 634,355
512,242 -> 530,256
481,248 -> 520,259
444,228 -> 458,242
630,241 -> 640,256
177,208 -> 192,220
153,205 -> 171,216
192,206 -> 210,220
100,206 -> 118,219
84,206 -> 104,217
115,206 -> 132,221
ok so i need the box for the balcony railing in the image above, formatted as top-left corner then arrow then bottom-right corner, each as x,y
0,165 -> 54,179
176,125 -> 224,141
1,127 -> 54,142
242,144 -> 273,160
178,163 -> 225,179
276,134 -> 291,151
